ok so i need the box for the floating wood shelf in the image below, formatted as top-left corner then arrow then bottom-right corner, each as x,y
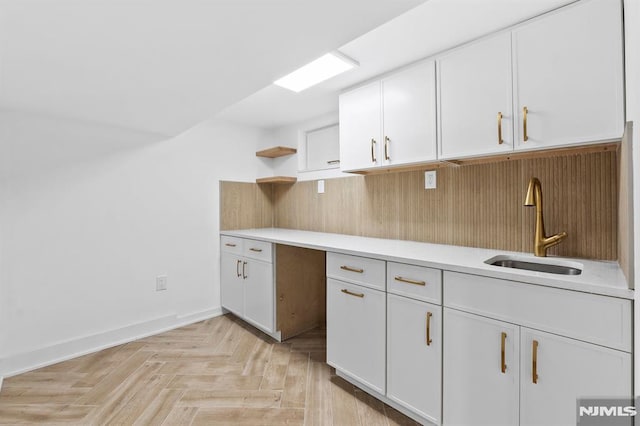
256,176 -> 297,184
256,146 -> 297,158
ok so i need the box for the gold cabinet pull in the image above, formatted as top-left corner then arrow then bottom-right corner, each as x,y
340,265 -> 364,273
242,261 -> 248,279
236,260 -> 242,278
341,289 -> 364,298
384,136 -> 391,161
394,276 -> 426,286
523,106 -> 528,142
426,312 -> 433,346
327,160 -> 340,165
371,138 -> 377,163
497,112 -> 504,145
532,339 -> 539,384
225,243 -> 237,247
501,332 -> 507,373
249,248 -> 263,252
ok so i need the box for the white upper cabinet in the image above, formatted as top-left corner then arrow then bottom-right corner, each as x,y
438,32 -> 514,159
339,82 -> 382,171
512,0 -> 624,150
339,60 -> 436,172
382,61 -> 437,166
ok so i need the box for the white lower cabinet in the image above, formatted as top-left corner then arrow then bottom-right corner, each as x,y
220,252 -> 244,316
520,328 -> 631,426
387,294 -> 442,424
326,278 -> 386,394
220,237 -> 275,335
443,308 -> 520,426
443,272 -> 632,426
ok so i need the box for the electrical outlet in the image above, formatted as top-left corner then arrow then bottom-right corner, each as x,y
156,275 -> 168,291
425,170 -> 437,189
317,180 -> 325,194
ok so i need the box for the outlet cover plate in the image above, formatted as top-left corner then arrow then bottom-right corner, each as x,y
156,275 -> 168,291
425,171 -> 437,189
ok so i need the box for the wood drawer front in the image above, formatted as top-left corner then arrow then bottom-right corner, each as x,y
242,239 -> 273,262
221,236 -> 243,255
326,252 -> 386,290
443,271 -> 632,352
387,262 -> 442,304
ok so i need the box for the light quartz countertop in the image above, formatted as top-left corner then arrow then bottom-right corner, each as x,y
221,228 -> 633,300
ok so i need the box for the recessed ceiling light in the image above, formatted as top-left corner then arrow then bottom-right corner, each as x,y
274,52 -> 359,93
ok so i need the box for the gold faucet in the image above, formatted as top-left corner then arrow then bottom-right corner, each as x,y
524,177 -> 567,257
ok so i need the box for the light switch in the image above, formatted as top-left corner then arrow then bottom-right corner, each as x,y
317,180 -> 325,194
425,171 -> 437,189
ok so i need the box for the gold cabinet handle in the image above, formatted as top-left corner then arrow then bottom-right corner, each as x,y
394,276 -> 426,286
371,138 -> 377,163
532,339 -> 539,384
523,106 -> 528,142
340,265 -> 364,273
249,248 -> 263,252
225,243 -> 237,247
236,260 -> 242,278
341,289 -> 364,298
497,112 -> 504,145
384,136 -> 390,161
426,312 -> 433,346
501,332 -> 507,373
327,160 -> 340,165
242,261 -> 247,279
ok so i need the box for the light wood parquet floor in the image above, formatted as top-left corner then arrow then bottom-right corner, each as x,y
0,314 -> 419,425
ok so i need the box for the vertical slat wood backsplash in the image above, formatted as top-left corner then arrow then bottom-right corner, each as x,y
272,151 -> 618,260
219,181 -> 274,230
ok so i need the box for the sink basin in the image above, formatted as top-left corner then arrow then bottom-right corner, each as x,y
485,255 -> 582,275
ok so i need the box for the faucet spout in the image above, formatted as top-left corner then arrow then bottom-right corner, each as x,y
524,177 -> 567,257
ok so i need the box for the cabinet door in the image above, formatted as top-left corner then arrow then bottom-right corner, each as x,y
220,252 -> 243,316
520,328 -> 632,426
339,82 -> 382,171
443,308 -> 519,426
513,0 -> 624,150
327,278 -> 386,394
438,33 -> 514,159
387,294 -> 441,424
382,60 -> 437,165
243,260 -> 274,333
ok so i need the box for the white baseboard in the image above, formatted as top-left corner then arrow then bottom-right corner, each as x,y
0,307 -> 223,378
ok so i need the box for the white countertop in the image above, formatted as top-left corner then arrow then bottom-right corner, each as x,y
221,228 -> 634,300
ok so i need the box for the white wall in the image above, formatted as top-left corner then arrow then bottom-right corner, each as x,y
263,111 -> 353,182
0,110 -> 269,376
623,0 -> 640,397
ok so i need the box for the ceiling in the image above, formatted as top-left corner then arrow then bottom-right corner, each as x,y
217,0 -> 576,130
0,0 -> 425,136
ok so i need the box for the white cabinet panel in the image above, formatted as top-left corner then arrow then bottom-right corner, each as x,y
387,261 -> 441,304
326,252 -> 386,290
438,32 -> 514,159
520,328 -> 632,426
327,278 -> 386,394
221,252 -> 244,316
339,82 -> 382,171
443,308 -> 520,426
382,60 -> 437,165
513,0 -> 624,149
387,294 -> 441,424
243,260 -> 274,333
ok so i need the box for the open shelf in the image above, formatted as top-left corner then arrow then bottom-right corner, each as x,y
256,176 -> 297,184
256,146 -> 297,158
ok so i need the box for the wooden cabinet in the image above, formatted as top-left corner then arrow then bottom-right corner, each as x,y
437,32 -> 514,159
443,308 -> 520,426
387,294 -> 442,424
512,0 -> 624,151
326,278 -> 386,394
339,60 -> 436,172
443,271 -> 632,426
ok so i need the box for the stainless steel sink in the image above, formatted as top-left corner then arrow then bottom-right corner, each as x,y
485,255 -> 582,275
